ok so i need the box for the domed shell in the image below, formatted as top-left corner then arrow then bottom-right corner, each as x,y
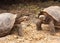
0,13 -> 17,37
42,6 -> 60,22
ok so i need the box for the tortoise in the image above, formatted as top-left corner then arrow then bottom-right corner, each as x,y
37,6 -> 60,34
0,13 -> 17,37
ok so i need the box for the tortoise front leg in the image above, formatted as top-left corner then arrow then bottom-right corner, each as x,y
36,21 -> 42,30
49,20 -> 55,35
18,24 -> 23,36
16,24 -> 23,36
36,19 -> 42,30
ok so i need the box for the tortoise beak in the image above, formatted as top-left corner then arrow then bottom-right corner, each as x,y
39,15 -> 46,21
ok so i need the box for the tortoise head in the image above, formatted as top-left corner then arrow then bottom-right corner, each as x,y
38,11 -> 46,21
38,11 -> 53,24
39,15 -> 46,21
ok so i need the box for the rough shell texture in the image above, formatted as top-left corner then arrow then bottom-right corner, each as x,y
43,6 -> 60,22
0,13 -> 17,37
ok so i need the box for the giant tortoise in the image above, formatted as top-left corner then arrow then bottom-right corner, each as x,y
0,13 -> 17,37
37,6 -> 60,34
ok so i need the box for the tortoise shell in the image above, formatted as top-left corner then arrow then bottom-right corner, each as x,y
42,6 -> 60,22
0,13 -> 17,37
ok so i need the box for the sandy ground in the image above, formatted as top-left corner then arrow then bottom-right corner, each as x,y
0,1 -> 60,43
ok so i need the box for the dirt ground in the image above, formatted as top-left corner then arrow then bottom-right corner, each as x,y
0,1 -> 60,43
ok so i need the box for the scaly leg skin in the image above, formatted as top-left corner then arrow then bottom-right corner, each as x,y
36,19 -> 42,30
49,20 -> 55,35
17,24 -> 23,36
